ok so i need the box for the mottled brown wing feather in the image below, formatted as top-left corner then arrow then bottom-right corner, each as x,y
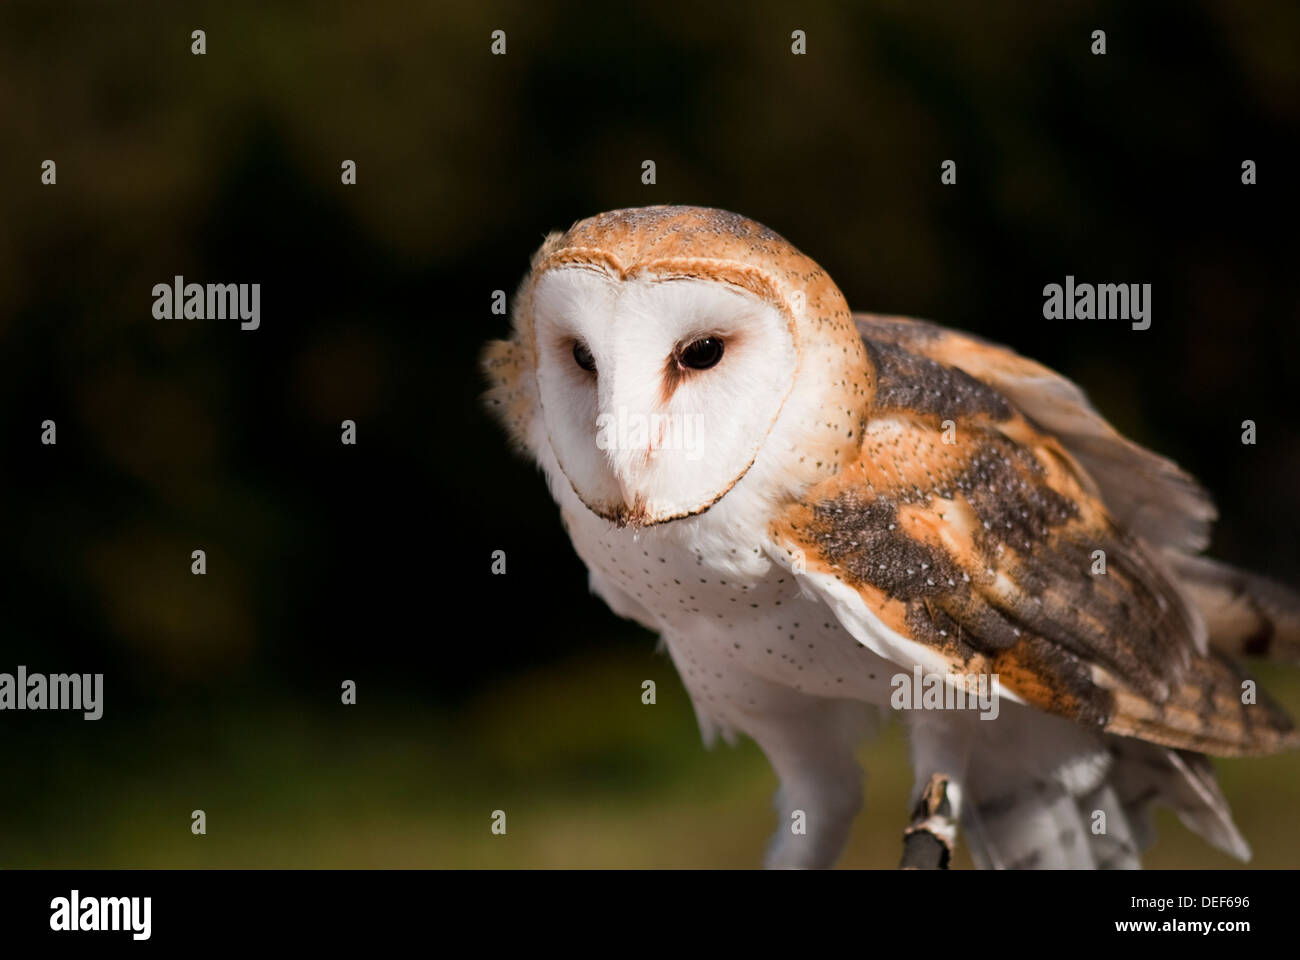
771,326 -> 1297,756
852,313 -> 1217,554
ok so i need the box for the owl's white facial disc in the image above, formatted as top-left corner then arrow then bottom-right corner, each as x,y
531,267 -> 798,526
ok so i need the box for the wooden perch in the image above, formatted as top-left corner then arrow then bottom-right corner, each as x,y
899,773 -> 957,870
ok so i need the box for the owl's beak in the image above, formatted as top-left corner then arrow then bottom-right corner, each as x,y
611,495 -> 652,528
600,458 -> 720,528
608,454 -> 656,527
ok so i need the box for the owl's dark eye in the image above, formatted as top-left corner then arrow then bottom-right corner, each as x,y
572,340 -> 596,372
678,336 -> 724,371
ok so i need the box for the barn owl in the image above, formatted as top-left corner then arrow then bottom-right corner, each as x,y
483,205 -> 1299,869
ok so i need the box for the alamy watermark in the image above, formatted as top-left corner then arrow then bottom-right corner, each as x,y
50,891 -> 150,940
152,275 -> 260,330
595,407 -> 706,461
1042,275 -> 1150,330
890,666 -> 1000,720
0,666 -> 103,720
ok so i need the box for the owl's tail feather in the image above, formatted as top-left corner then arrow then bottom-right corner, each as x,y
960,738 -> 1249,869
1170,553 -> 1300,664
1103,739 -> 1251,862
962,774 -> 1141,869
928,706 -> 1251,870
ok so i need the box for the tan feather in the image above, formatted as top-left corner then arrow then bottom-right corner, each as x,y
852,313 -> 1217,554
772,324 -> 1298,757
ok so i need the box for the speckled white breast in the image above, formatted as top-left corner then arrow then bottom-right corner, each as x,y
557,483 -> 901,716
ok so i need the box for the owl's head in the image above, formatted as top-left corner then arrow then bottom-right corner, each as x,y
485,206 -> 870,527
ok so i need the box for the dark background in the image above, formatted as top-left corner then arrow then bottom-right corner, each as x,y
0,0 -> 1297,867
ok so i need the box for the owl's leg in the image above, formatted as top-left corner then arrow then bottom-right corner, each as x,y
661,634 -> 869,868
905,709 -> 975,824
748,693 -> 868,869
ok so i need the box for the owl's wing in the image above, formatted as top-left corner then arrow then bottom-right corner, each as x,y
767,320 -> 1297,756
852,316 -> 1300,665
851,314 -> 1216,554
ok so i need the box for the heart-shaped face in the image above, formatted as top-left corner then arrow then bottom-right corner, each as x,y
531,266 -> 798,526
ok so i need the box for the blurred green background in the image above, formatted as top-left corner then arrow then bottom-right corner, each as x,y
1,0 -> 1297,867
